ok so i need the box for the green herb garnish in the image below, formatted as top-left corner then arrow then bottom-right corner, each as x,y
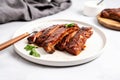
29,48 -> 40,57
24,44 -> 37,51
65,23 -> 75,28
24,44 -> 40,57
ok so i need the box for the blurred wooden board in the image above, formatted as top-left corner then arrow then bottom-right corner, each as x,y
97,14 -> 120,30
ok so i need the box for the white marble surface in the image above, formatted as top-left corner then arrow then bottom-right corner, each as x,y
0,0 -> 120,80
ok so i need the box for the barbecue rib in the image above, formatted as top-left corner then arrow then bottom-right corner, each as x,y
27,29 -> 45,44
28,24 -> 62,46
27,23 -> 93,56
65,27 -> 93,55
35,25 -> 62,46
42,24 -> 79,53
55,30 -> 78,51
101,8 -> 120,22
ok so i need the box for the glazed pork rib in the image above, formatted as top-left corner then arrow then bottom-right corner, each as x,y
27,24 -> 62,46
101,8 -> 120,22
27,23 -> 93,56
65,27 -> 93,55
27,29 -> 45,44
35,25 -> 62,46
42,24 -> 79,53
55,30 -> 78,51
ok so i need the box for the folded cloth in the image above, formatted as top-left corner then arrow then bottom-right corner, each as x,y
0,0 -> 71,23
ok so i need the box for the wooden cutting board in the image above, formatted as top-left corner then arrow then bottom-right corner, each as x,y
97,14 -> 120,30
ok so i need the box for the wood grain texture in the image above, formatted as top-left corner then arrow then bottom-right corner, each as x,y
0,32 -> 29,51
97,14 -> 120,30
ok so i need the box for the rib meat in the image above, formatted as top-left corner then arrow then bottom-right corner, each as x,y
28,24 -> 62,46
101,8 -> 120,22
65,27 -> 93,55
55,30 -> 78,51
42,24 -> 79,53
35,25 -> 63,46
27,29 -> 45,44
27,23 -> 93,56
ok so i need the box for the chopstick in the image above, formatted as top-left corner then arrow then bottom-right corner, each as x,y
0,32 -> 30,51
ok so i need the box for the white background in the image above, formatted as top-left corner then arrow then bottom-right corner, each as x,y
0,0 -> 120,80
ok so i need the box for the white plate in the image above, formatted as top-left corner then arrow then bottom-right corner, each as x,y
13,19 -> 107,67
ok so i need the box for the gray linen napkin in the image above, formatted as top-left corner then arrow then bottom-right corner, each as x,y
0,0 -> 71,23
